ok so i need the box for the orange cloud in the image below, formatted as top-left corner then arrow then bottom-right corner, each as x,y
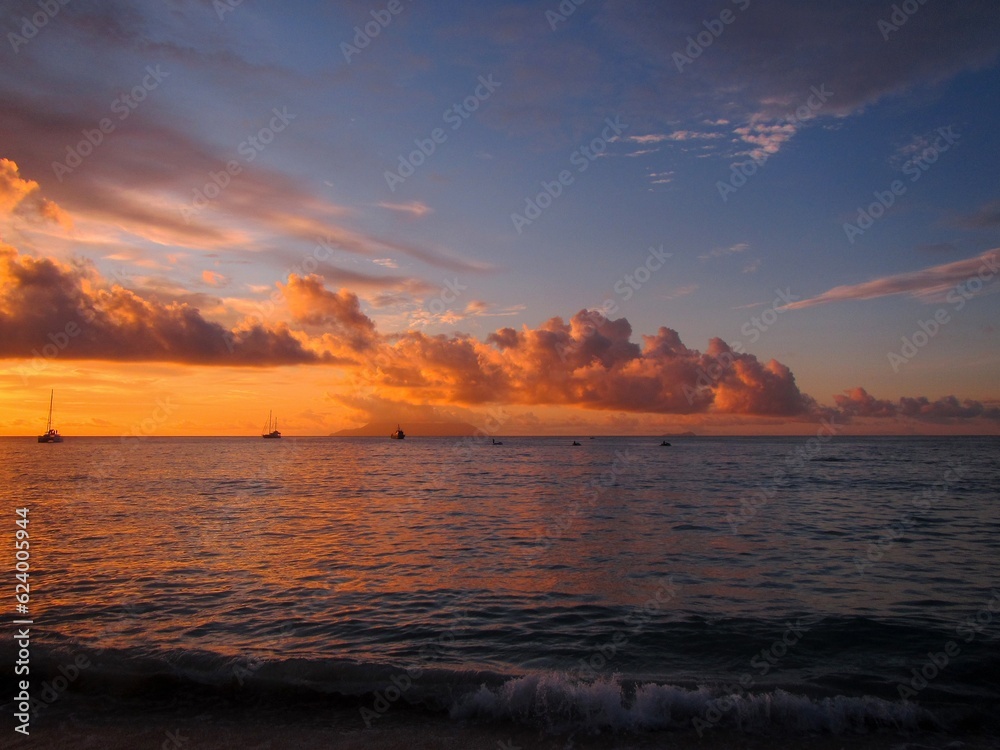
362,311 -> 814,417
282,274 -> 378,352
201,270 -> 229,287
836,387 -> 1000,423
0,244 -> 995,425
0,158 -> 71,227
0,158 -> 38,214
0,245 -> 331,366
784,249 -> 999,309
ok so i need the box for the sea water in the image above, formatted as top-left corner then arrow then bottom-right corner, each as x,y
1,435 -> 998,745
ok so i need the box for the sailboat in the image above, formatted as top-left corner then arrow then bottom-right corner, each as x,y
390,424 -> 405,439
37,390 -> 63,443
261,410 -> 281,439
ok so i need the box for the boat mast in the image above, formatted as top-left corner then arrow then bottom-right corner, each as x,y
47,389 -> 54,432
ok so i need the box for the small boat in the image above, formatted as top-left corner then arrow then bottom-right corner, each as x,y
261,411 -> 281,439
660,441 -> 671,447
390,424 -> 405,439
37,389 -> 63,443
571,440 -> 581,446
492,438 -> 503,445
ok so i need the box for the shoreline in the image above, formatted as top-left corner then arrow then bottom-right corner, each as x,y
7,693 -> 999,750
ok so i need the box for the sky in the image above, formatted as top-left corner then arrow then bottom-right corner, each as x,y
1,0 -> 998,436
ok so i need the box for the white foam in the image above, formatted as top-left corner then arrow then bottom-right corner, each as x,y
451,674 -> 933,734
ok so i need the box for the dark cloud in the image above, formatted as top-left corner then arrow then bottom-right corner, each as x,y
951,199 -> 1000,230
836,387 -> 1000,423
0,245 -> 330,365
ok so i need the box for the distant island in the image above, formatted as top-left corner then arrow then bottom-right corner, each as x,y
661,431 -> 697,437
331,421 -> 479,437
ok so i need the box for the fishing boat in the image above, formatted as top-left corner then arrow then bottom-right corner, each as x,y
261,411 -> 281,439
37,390 -> 63,443
390,424 -> 405,439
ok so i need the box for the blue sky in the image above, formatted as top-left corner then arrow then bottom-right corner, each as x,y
1,0 -> 998,434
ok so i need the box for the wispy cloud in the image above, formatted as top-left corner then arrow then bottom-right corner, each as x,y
699,242 -> 750,261
951,199 -> 1000,230
377,201 -> 434,218
783,249 -> 999,310
662,283 -> 699,300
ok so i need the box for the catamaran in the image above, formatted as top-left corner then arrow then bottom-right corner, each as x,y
390,424 -> 405,439
261,411 -> 281,439
38,389 -> 63,443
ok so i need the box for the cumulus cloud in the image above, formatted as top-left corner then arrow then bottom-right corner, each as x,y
1,244 -> 995,426
357,311 -> 816,417
282,274 -> 379,352
836,387 -> 1000,423
0,158 -> 71,227
783,249 -> 999,309
0,159 -> 39,214
0,245 -> 331,365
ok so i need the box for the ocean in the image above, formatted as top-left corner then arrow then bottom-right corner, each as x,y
2,434 -> 999,749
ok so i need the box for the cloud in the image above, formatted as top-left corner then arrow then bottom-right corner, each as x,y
0,245 -> 332,365
0,159 -> 40,214
648,170 -> 675,185
377,201 -> 434,217
621,134 -> 671,144
783,249 -> 999,309
0,158 -> 71,227
407,299 -> 525,329
281,274 -> 378,351
1,244 -> 996,426
951,200 -> 1000,230
699,242 -> 749,261
361,311 -> 815,417
733,120 -> 798,162
835,387 -> 1000,423
662,284 -> 699,300
201,270 -> 229,288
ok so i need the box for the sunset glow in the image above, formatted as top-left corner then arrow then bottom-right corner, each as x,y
1,2 -> 998,437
